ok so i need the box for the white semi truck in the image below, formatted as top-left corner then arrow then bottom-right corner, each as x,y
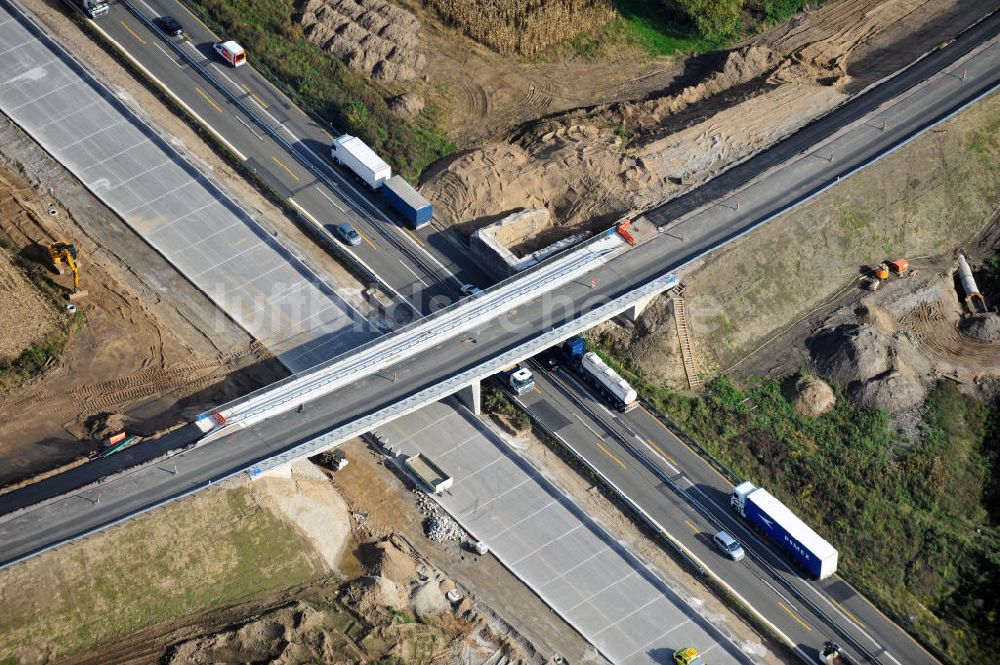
331,135 -> 391,189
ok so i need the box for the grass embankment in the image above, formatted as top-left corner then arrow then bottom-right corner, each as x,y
0,487 -> 320,661
0,231 -> 82,395
604,345 -> 998,663
183,0 -> 454,179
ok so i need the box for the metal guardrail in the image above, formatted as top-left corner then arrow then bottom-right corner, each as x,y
208,235 -> 626,429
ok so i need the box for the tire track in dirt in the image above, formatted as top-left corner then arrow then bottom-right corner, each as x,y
898,300 -> 1000,365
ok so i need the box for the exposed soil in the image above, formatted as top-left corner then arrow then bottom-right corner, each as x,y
327,437 -> 597,662
422,0 -> 991,235
0,160 -> 281,487
0,0 -> 378,488
0,241 -> 59,364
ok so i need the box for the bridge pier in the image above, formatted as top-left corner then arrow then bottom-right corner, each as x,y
623,293 -> 657,322
456,380 -> 482,416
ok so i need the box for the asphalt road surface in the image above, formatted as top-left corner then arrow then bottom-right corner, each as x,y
519,363 -> 940,665
92,0 -> 489,310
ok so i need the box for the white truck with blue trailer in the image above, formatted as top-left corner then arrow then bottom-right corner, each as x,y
731,481 -> 838,579
382,175 -> 432,229
331,135 -> 391,189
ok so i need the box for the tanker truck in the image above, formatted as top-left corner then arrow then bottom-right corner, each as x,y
562,337 -> 638,412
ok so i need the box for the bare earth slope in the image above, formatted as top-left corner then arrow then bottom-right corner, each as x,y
423,0 -> 991,236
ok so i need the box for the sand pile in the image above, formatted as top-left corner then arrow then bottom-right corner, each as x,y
787,375 -> 836,417
350,575 -> 407,614
411,579 -> 450,619
299,0 -> 425,83
84,412 -> 133,440
358,536 -> 418,586
856,301 -> 895,333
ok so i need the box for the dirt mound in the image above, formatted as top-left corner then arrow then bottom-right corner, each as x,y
848,365 -> 927,413
348,575 -> 406,615
388,92 -> 424,118
855,301 -> 895,333
960,313 -> 1000,344
299,0 -> 424,83
167,603 -> 314,664
809,324 -> 893,385
357,536 -> 417,586
84,412 -> 133,440
619,46 -> 781,132
411,579 -> 450,620
787,375 -> 836,417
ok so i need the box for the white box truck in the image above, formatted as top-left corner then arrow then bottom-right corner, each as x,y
331,135 -> 391,189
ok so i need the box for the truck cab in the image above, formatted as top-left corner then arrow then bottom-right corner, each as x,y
500,366 -> 535,396
731,480 -> 756,517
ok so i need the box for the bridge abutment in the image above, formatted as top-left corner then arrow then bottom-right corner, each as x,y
456,380 -> 482,415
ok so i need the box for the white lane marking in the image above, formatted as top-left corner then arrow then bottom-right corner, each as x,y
152,42 -> 182,67
397,258 -> 429,286
635,434 -> 680,474
137,0 -> 156,14
573,413 -> 605,441
316,187 -> 347,213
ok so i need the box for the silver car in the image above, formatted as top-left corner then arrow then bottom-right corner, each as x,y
713,530 -> 745,561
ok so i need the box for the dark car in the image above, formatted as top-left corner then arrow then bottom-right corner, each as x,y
154,16 -> 184,37
331,223 -> 362,247
537,347 -> 562,372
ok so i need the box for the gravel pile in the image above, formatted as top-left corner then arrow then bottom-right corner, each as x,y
423,514 -> 463,542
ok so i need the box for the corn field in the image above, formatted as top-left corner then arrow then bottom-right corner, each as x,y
424,0 -> 617,56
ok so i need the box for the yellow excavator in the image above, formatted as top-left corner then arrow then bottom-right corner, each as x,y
47,241 -> 84,298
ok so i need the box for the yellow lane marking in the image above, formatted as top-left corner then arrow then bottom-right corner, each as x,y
120,20 -> 146,44
243,84 -> 269,109
831,598 -> 866,629
533,385 -> 542,394
779,602 -> 812,632
684,520 -> 699,533
639,403 -> 730,483
405,227 -> 425,246
356,229 -> 378,251
595,442 -> 627,470
644,437 -> 677,466
271,156 -> 300,182
195,86 -> 224,113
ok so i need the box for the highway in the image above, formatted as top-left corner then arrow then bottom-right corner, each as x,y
2,0 -> 997,578
517,362 -> 939,664
88,0 -> 490,311
1,3 -> 998,664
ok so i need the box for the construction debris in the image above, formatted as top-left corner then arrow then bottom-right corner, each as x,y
423,514 -> 464,542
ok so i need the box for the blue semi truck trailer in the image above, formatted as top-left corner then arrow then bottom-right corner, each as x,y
731,481 -> 838,579
382,175 -> 432,229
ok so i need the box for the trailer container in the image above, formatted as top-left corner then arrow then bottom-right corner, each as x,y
382,175 -> 432,229
331,135 -> 391,189
732,481 -> 838,579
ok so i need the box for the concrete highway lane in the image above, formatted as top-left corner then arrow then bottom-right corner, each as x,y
87,0 -> 488,310
518,365 -> 939,665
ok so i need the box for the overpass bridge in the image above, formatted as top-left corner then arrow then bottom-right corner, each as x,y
2,9 -> 1000,570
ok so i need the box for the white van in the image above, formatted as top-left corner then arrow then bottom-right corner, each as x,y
213,41 -> 246,67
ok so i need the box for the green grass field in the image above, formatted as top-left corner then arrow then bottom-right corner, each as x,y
0,487 -> 320,661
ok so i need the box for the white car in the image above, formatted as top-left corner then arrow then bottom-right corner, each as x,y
713,530 -> 746,561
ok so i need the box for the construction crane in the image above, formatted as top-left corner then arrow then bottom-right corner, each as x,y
47,242 -> 81,294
